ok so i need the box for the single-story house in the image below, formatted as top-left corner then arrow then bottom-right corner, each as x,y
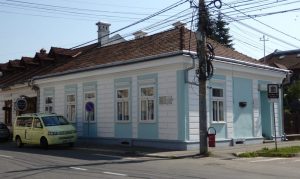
0,22 -> 289,150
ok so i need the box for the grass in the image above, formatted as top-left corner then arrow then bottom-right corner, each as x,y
237,146 -> 300,158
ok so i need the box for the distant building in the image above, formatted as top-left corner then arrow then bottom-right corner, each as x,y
0,22 -> 289,150
261,49 -> 300,135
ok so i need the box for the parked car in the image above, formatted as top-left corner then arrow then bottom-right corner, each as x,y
0,123 -> 10,141
13,113 -> 77,148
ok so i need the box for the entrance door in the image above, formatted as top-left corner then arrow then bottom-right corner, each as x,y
83,92 -> 97,137
260,91 -> 272,139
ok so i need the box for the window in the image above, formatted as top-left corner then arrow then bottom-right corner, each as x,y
212,88 -> 224,122
16,117 -> 32,127
84,92 -> 96,122
33,118 -> 42,128
116,89 -> 129,121
66,94 -> 76,122
44,96 -> 54,113
140,86 -> 155,121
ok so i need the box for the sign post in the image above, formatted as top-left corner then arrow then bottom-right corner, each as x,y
267,84 -> 279,150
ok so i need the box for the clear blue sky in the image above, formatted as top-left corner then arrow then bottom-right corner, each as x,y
0,0 -> 299,63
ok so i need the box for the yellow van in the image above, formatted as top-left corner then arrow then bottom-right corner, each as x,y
13,113 -> 77,148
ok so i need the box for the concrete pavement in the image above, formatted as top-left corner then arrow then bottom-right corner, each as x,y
75,139 -> 300,159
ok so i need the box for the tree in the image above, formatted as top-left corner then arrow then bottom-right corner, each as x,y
212,12 -> 233,49
201,9 -> 233,49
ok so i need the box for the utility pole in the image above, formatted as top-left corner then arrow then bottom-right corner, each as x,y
197,0 -> 208,155
260,35 -> 269,62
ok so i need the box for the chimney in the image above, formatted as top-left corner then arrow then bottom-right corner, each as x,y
133,30 -> 147,39
40,48 -> 46,54
172,21 -> 186,29
96,21 -> 111,46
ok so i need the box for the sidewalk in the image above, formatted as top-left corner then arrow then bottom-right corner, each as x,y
75,140 -> 300,159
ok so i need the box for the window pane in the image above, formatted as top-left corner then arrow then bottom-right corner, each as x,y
141,87 -> 154,97
213,101 -> 218,121
124,101 -> 129,120
45,97 -> 53,104
67,105 -> 76,122
212,88 -> 223,97
117,89 -> 128,98
49,106 -> 53,113
148,100 -> 154,120
141,100 -> 147,120
219,101 -> 224,121
85,93 -> 95,100
71,105 -> 76,121
117,102 -> 122,120
67,95 -> 75,102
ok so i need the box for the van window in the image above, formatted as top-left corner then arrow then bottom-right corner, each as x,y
16,117 -> 32,127
41,116 -> 69,126
33,118 -> 43,128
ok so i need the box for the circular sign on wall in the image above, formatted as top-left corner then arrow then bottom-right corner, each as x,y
85,102 -> 94,112
15,98 -> 27,111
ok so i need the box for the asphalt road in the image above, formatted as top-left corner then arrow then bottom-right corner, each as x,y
0,141 -> 299,179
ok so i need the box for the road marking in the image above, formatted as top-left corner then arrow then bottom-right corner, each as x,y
0,154 -> 13,158
103,171 -> 127,177
70,167 -> 88,171
250,158 -> 284,163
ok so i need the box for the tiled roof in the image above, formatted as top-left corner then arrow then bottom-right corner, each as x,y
0,47 -> 75,89
49,27 -> 261,74
261,50 -> 300,70
0,26 -> 266,89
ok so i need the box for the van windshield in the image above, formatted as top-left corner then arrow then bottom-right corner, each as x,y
41,116 -> 69,126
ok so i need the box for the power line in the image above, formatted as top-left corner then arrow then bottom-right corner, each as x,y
5,0 -> 166,16
223,1 -> 300,43
70,0 -> 189,49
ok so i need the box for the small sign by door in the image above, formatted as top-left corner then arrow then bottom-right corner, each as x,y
267,84 -> 279,99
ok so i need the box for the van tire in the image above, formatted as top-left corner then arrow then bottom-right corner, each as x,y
40,137 -> 48,149
16,136 -> 23,148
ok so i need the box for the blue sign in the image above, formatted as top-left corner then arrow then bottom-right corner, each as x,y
85,102 -> 94,112
15,98 -> 27,111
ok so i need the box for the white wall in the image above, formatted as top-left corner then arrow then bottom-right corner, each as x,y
0,86 -> 36,124
37,57 -> 186,140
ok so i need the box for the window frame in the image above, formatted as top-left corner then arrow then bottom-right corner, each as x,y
66,93 -> 76,123
83,91 -> 96,123
139,85 -> 156,123
211,87 -> 225,123
115,88 -> 130,123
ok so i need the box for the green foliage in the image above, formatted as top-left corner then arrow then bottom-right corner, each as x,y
284,81 -> 300,112
211,12 -> 233,49
201,8 -> 233,49
238,146 -> 300,158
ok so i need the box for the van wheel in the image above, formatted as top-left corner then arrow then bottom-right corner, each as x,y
16,136 -> 23,148
40,137 -> 48,149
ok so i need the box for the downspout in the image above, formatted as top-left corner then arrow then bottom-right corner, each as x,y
184,54 -> 198,86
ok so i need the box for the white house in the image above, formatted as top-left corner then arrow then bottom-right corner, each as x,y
0,22 -> 289,150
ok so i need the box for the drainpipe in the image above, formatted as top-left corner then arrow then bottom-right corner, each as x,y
184,54 -> 198,86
